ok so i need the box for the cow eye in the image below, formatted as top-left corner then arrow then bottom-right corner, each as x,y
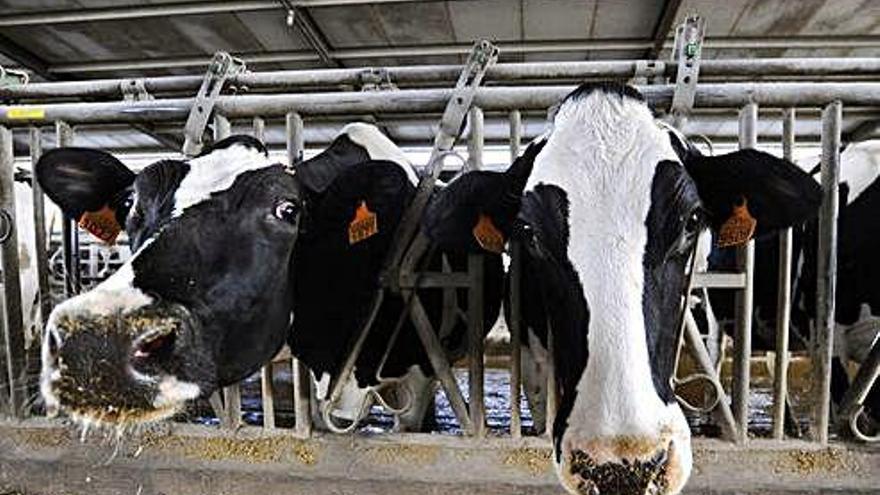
274,200 -> 300,223
684,210 -> 704,236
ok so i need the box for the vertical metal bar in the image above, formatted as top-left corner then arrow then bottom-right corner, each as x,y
508,109 -> 524,437
0,126 -> 25,417
773,108 -> 796,440
286,112 -> 304,166
733,102 -> 757,444
545,318 -> 557,436
286,111 -> 311,437
509,110 -> 522,161
813,100 -> 841,445
467,106 -> 484,172
55,121 -> 78,297
509,240 -> 523,438
251,115 -> 276,429
213,114 -> 231,140
467,253 -> 486,437
29,128 -> 50,326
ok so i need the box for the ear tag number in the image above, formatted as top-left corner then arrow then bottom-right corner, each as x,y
348,201 -> 378,245
717,198 -> 756,248
473,214 -> 505,254
78,204 -> 122,245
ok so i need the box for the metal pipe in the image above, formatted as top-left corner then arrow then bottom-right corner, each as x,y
773,108 -> 795,441
0,125 -> 25,417
732,102 -> 757,444
6,58 -> 880,100
466,106 -> 483,172
813,100 -> 842,445
509,110 -> 522,160
545,318 -> 557,436
3,83 -> 880,127
286,110 -> 311,437
54,121 -> 80,297
467,254 -> 485,437
37,40 -> 880,74
28,128 -> 50,327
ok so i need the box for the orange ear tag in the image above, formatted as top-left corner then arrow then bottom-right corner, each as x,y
473,214 -> 505,254
716,198 -> 757,248
348,201 -> 378,245
78,204 -> 122,245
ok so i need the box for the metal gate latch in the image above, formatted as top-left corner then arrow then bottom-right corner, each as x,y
668,16 -> 706,129
181,52 -> 247,156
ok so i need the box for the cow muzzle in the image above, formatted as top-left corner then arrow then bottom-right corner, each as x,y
558,436 -> 689,495
40,302 -> 201,425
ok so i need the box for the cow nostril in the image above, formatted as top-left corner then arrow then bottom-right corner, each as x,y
132,330 -> 176,362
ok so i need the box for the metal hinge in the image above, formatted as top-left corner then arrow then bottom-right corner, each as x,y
181,52 -> 247,156
668,15 -> 706,128
358,68 -> 397,91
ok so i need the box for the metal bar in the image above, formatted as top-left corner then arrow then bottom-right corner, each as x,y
252,116 -> 265,142
7,58 -> 880,100
732,102 -> 757,444
509,110 -> 522,160
773,108 -> 796,440
407,292 -> 474,434
398,272 -> 470,289
466,106 -> 484,172
0,125 -> 25,417
286,111 -> 311,437
838,337 -> 880,441
813,100 -> 842,445
293,357 -> 312,437
29,128 -> 50,326
508,240 -> 523,438
35,39 -> 880,74
214,114 -> 232,141
692,272 -> 747,289
683,309 -> 737,441
0,0 -> 450,27
467,254 -> 485,437
286,112 -> 304,165
4,83 -> 880,127
54,121 -> 79,297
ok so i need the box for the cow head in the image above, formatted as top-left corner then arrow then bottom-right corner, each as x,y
518,83 -> 821,494
37,136 -> 304,425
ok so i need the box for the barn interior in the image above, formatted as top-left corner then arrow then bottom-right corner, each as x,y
0,1 -> 879,494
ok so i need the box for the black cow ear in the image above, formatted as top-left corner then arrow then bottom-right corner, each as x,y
422,138 -> 545,253
36,147 -> 135,243
685,148 -> 821,242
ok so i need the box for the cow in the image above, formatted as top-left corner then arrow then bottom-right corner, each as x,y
503,82 -> 821,494
35,123 -> 532,430
707,139 -> 880,429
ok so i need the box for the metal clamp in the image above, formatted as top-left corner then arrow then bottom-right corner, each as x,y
181,52 -> 246,156
0,64 -> 29,89
358,68 -> 397,91
633,60 -> 667,85
838,335 -> 880,442
0,208 -> 12,244
119,79 -> 152,101
668,16 -> 706,128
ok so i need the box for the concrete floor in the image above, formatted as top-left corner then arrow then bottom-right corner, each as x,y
1,418 -> 878,495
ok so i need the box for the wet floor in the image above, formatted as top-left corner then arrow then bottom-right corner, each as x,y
189,365 -> 815,438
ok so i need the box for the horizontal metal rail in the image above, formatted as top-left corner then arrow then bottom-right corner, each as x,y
2,83 -> 880,126
3,58 -> 879,100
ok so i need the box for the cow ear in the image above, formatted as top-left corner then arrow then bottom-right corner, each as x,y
36,148 -> 135,243
685,148 -> 822,242
422,138 -> 546,253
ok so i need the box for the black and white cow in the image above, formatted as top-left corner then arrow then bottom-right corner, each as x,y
708,140 -> 880,427
291,123 -> 540,429
506,83 -> 821,494
36,122 -> 532,429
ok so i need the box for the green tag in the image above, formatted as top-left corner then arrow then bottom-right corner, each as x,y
685,43 -> 699,58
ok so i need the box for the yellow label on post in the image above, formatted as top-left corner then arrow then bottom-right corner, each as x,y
717,198 -> 757,248
473,214 -> 505,253
348,201 -> 378,245
6,107 -> 45,120
78,204 -> 122,245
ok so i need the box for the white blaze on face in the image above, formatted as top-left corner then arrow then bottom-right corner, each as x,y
528,91 -> 692,493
